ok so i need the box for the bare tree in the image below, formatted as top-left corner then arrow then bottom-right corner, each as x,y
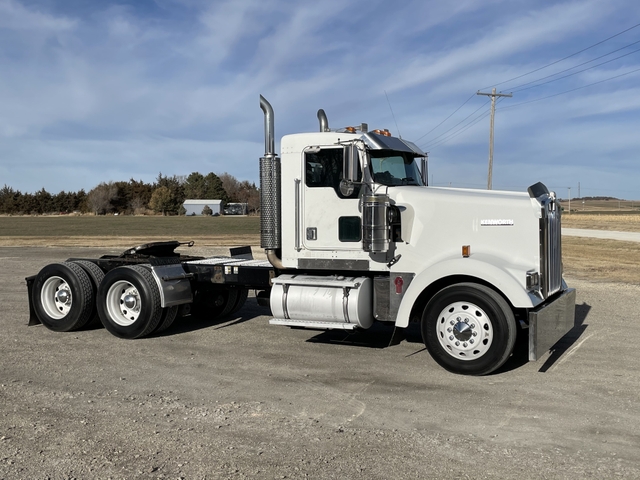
219,172 -> 240,201
87,182 -> 118,215
129,196 -> 147,215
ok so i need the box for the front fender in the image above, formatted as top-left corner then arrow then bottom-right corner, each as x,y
394,254 -> 538,328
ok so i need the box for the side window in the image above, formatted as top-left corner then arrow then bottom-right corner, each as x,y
305,148 -> 361,198
338,216 -> 361,242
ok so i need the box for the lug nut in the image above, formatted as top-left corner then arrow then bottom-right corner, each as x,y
449,335 -> 454,341
447,327 -> 452,333
470,339 -> 474,344
463,342 -> 468,347
455,341 -> 460,346
450,320 -> 455,325
472,331 -> 477,337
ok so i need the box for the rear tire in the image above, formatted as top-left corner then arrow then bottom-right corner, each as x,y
421,283 -> 517,376
32,262 -> 94,332
228,288 -> 249,316
72,260 -> 105,328
191,286 -> 238,320
154,306 -> 179,334
97,265 -> 163,339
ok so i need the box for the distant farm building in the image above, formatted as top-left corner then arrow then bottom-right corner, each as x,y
183,199 -> 223,216
224,203 -> 248,215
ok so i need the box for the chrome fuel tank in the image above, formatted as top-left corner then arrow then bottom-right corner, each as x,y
270,274 -> 373,329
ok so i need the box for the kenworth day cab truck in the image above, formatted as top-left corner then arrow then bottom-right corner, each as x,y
26,96 -> 576,376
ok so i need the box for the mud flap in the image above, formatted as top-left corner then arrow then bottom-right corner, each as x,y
25,275 -> 41,326
529,288 -> 576,361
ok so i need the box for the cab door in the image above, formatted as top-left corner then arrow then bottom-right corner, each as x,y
302,146 -> 362,251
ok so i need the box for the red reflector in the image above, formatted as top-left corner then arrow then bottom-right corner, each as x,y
394,276 -> 404,294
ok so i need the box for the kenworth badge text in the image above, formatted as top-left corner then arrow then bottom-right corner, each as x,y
26,96 -> 576,375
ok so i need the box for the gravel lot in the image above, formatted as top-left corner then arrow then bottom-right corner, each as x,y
1,246 -> 639,479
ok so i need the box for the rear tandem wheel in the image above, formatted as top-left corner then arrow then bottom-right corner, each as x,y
32,262 -> 94,332
97,265 -> 163,339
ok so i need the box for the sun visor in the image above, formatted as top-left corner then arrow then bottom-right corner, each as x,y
361,132 -> 426,156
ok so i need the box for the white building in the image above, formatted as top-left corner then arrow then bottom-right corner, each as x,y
183,199 -> 223,216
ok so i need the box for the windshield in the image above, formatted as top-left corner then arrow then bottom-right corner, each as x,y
369,151 -> 424,186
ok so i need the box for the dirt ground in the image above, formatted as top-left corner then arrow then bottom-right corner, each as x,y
1,246 -> 640,479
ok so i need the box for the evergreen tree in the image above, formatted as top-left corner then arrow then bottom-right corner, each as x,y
184,172 -> 229,203
149,186 -> 175,216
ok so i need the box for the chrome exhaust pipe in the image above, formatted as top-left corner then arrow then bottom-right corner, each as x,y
260,95 -> 275,156
259,95 -> 283,269
317,109 -> 329,132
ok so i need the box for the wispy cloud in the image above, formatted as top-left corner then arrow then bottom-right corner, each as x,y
0,0 -> 639,198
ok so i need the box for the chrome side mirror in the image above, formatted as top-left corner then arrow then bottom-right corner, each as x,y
341,143 -> 359,196
343,144 -> 359,184
421,157 -> 428,186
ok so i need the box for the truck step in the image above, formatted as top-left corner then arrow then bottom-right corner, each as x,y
269,318 -> 358,330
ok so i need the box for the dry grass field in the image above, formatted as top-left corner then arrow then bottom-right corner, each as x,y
1,213 -> 637,284
563,237 -> 640,284
562,213 -> 640,232
0,215 -> 260,247
559,198 -> 640,213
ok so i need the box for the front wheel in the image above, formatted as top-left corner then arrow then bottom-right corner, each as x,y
421,283 -> 516,376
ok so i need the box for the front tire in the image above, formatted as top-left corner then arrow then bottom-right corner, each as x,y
97,265 -> 163,339
32,262 -> 94,332
421,283 -> 517,375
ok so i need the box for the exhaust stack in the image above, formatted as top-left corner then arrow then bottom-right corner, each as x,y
259,96 -> 282,266
317,109 -> 329,132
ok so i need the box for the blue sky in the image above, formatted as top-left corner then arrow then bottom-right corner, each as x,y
1,0 -> 639,199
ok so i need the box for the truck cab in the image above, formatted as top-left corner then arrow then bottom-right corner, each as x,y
261,95 -> 575,375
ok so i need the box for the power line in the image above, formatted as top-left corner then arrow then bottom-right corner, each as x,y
499,66 -> 640,110
384,90 -> 402,138
426,109 -> 491,150
427,97 -> 508,150
481,21 -> 640,90
416,22 -> 640,152
421,99 -> 490,148
414,93 -> 476,143
511,46 -> 640,93
507,39 -> 640,92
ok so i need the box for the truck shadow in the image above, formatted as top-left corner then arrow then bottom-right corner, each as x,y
153,301 -> 266,337
306,302 -> 592,376
306,322 -> 424,349
495,302 -> 592,374
155,300 -> 592,376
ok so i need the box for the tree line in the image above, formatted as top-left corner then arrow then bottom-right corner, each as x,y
0,172 -> 259,216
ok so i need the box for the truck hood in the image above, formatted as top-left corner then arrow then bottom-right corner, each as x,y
390,186 -> 541,272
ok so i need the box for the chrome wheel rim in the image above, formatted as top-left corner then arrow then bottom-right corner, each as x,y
106,280 -> 141,327
435,301 -> 493,360
41,276 -> 72,319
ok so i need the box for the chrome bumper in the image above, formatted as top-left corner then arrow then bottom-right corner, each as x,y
528,288 -> 576,361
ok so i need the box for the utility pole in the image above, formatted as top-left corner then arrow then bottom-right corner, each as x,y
477,88 -> 512,189
568,187 -> 571,213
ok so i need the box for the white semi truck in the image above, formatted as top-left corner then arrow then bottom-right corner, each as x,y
26,96 -> 575,375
